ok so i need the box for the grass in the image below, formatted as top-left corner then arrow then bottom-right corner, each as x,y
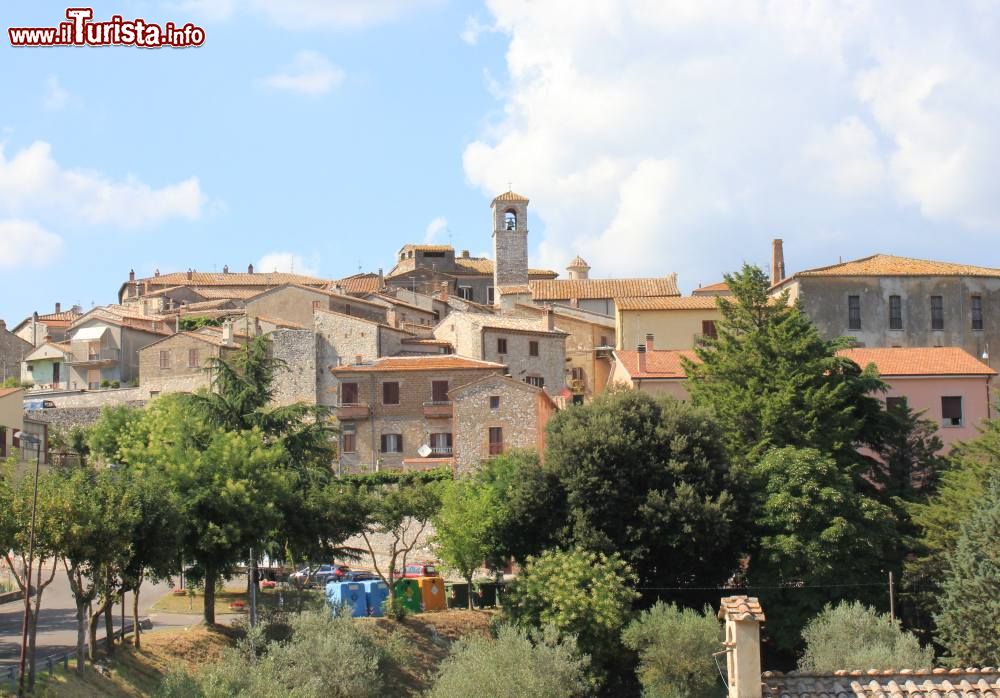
149,586 -> 322,616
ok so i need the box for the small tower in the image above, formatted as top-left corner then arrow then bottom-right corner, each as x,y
718,596 -> 765,698
566,255 -> 591,280
491,190 -> 530,289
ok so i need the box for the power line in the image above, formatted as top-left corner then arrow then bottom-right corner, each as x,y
637,581 -> 888,591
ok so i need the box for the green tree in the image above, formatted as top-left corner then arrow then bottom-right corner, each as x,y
871,401 -> 945,501
934,475 -> 1000,666
747,447 -> 898,652
430,625 -> 590,698
432,477 -> 499,607
504,548 -> 638,683
684,264 -> 886,467
799,601 -> 933,672
622,602 -> 723,698
543,391 -> 741,590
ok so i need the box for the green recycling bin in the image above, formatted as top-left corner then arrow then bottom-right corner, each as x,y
472,581 -> 497,608
393,578 -> 423,614
446,582 -> 469,609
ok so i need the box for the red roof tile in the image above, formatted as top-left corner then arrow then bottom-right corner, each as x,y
615,349 -> 699,379
794,254 -> 1000,279
531,277 -> 680,301
837,347 -> 996,377
330,356 -> 506,373
615,296 -> 721,311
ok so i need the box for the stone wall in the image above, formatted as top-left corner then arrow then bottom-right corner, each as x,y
481,329 -> 566,395
492,199 -> 530,288
26,403 -> 146,431
270,329 -> 317,406
314,309 -> 381,406
37,387 -> 146,408
452,376 -> 541,473
0,321 -> 32,383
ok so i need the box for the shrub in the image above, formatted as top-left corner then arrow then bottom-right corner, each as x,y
100,379 -> 111,388
622,602 -> 723,698
799,602 -> 934,672
429,624 -> 589,698
111,380 -> 120,389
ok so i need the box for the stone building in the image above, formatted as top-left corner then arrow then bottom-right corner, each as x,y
138,327 -> 241,396
117,266 -> 329,305
269,328 -> 318,406
530,265 -> 681,317
0,319 -> 33,384
10,303 -> 83,347
610,339 -> 696,401
244,283 -> 387,328
614,295 -> 722,351
66,309 -> 171,389
329,355 -> 507,472
771,253 -> 1000,373
450,374 -> 557,473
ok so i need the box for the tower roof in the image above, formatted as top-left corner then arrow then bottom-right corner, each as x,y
567,255 -> 591,270
492,190 -> 530,205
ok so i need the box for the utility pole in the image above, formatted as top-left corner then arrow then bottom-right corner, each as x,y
249,548 -> 258,628
888,571 -> 896,622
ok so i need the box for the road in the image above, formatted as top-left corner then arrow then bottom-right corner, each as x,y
0,562 -> 189,665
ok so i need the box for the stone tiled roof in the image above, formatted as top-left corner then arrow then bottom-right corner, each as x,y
531,277 -> 680,301
332,273 -> 383,296
330,356 -> 506,373
794,254 -> 1000,279
498,284 -> 533,294
692,281 -> 731,295
718,595 -> 766,622
492,190 -> 529,204
615,296 -> 721,311
762,668 -> 1000,697
137,271 -> 328,287
838,347 -> 996,377
615,349 -> 699,379
187,287 -> 265,300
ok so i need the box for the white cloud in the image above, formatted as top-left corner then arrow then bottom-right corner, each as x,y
424,216 -> 448,243
43,76 -> 69,111
464,2 -> 1000,286
172,0 -> 440,28
461,16 -> 492,45
256,252 -> 318,276
0,141 -> 206,228
262,51 -> 344,96
0,220 -> 63,269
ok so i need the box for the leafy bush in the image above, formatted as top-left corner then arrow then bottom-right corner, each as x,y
340,467 -> 453,486
622,602 -> 723,698
799,602 -> 934,672
429,624 -> 589,698
100,379 -> 111,388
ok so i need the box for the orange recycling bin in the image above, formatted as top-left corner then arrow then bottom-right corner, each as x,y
416,576 -> 447,611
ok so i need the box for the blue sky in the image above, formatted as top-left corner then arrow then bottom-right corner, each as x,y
2,1 -> 1000,324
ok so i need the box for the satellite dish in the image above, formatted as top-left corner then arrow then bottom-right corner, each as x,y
417,444 -> 432,458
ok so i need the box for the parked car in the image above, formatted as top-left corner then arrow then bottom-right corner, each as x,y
339,570 -> 379,582
24,399 -> 56,410
289,564 -> 350,588
400,562 -> 439,578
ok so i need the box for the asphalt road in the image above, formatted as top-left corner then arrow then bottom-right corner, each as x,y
0,561 -> 183,666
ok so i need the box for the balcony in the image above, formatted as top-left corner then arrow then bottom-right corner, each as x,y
67,349 -> 120,366
429,446 -> 453,456
335,403 -> 370,420
422,401 -> 453,419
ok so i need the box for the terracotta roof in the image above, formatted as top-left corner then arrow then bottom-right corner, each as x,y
762,669 -> 1000,697
838,347 -> 996,377
401,337 -> 453,345
332,273 -> 382,296
567,255 -> 590,269
0,387 -> 24,399
183,287 -> 261,300
141,331 -> 241,350
137,271 -> 328,287
406,244 -> 454,252
330,356 -> 506,373
692,281 -> 731,295
794,254 -> 1000,279
615,349 -> 700,379
177,299 -> 238,311
531,277 -> 680,301
30,309 -> 82,326
492,190 -> 529,204
498,284 -> 533,294
615,296 -> 721,311
254,315 -> 307,330
718,595 -> 766,622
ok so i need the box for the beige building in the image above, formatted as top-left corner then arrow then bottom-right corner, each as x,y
329,355 -> 508,472
11,303 -> 83,347
65,309 -> 171,389
610,341 -> 696,400
117,266 -> 329,305
0,387 -> 24,459
245,284 -> 387,329
615,296 -> 723,351
450,374 -> 557,473
138,328 -> 242,397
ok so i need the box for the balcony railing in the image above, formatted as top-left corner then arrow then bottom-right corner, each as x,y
67,349 -> 120,365
429,446 -> 453,456
422,401 -> 453,419
335,403 -> 370,420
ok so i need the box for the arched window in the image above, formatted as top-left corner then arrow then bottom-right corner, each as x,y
504,210 -> 517,231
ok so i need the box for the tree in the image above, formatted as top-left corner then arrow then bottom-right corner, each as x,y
504,548 -> 638,683
933,475 -> 1000,665
543,391 -> 742,590
87,405 -> 142,466
429,625 -> 590,698
684,264 -> 886,467
871,401 -> 945,501
358,482 -> 440,613
432,477 -> 499,607
746,447 -> 899,652
799,601 -> 933,672
621,602 -> 722,698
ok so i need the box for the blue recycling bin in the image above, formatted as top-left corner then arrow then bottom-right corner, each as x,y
326,581 -> 367,617
363,579 -> 390,617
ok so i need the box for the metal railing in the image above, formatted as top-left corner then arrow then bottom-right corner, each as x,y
66,348 -> 120,364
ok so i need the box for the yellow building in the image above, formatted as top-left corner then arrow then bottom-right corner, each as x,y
614,296 -> 722,351
0,387 -> 24,459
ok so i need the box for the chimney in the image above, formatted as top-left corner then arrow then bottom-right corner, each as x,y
637,343 -> 646,374
154,268 -> 160,277
719,596 -> 765,698
645,333 -> 654,352
72,305 -> 82,314
378,268 -> 385,290
771,239 -> 785,286
55,302 -> 61,314
247,263 -> 254,274
461,250 -> 470,258
440,282 -> 449,302
223,264 -> 229,274
186,269 -> 193,281
546,306 -> 555,331
129,269 -> 135,282
0,319 -> 5,332
221,320 -> 234,346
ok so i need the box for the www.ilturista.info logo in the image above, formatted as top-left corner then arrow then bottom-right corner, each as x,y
9,8 -> 206,48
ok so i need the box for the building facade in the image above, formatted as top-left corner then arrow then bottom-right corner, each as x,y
0,319 -> 33,384
21,342 -> 71,391
615,296 -> 723,351
138,329 -> 241,396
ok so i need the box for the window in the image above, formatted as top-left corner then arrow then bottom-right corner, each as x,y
429,432 -> 453,455
885,396 -> 907,413
941,396 -> 963,427
570,367 -> 584,380
889,295 -> 902,330
342,431 -> 356,453
380,433 -> 403,453
382,381 -> 400,405
458,286 -> 473,301
702,320 -> 718,339
524,376 -> 545,388
572,395 -> 585,406
504,210 -> 517,230
487,287 -> 495,305
188,348 -> 200,368
497,338 -> 508,354
341,382 -> 359,404
432,380 -> 449,403
488,427 -> 503,455
529,340 -> 539,357
489,395 -> 500,409
848,295 -> 861,330
972,295 -> 983,330
599,335 -> 608,348
931,295 -> 944,330
159,350 -> 171,369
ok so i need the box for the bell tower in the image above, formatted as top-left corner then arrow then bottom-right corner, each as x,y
491,190 -> 530,290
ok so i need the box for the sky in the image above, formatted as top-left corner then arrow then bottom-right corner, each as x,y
1,1 -> 999,323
